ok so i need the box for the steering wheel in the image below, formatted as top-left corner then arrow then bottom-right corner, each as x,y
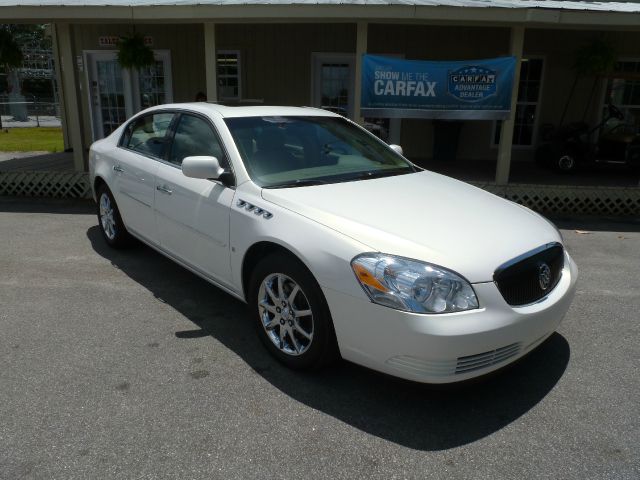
608,104 -> 625,120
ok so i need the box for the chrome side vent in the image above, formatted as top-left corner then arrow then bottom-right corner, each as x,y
455,342 -> 521,375
236,199 -> 273,219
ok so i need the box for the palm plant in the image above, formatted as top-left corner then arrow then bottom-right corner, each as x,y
116,33 -> 154,70
0,27 -> 24,130
559,37 -> 617,126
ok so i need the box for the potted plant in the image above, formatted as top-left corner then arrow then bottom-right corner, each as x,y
116,32 -> 154,70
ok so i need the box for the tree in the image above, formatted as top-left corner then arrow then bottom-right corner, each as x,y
0,28 -> 23,70
0,27 -> 24,129
0,25 -> 51,127
558,37 -> 617,126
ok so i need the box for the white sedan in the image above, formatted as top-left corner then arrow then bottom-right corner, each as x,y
89,103 -> 578,383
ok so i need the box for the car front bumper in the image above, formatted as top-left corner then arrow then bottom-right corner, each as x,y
323,251 -> 578,383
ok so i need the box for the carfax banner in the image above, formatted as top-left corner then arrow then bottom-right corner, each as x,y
361,55 -> 516,120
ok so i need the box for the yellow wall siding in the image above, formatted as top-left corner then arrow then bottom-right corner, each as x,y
216,23 -> 356,105
526,29 -> 640,129
70,22 -> 640,163
72,23 -> 205,144
368,24 -> 510,160
367,24 -> 510,59
370,26 -> 640,162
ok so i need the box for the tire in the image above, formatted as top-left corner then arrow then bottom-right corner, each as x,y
556,152 -> 577,173
96,183 -> 132,248
248,252 -> 339,370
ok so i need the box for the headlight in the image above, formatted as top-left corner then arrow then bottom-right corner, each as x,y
351,253 -> 479,314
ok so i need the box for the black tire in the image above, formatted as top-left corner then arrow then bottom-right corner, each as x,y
96,183 -> 132,248
248,252 -> 339,370
556,152 -> 578,173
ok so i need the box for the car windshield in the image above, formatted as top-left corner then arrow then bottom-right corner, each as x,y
224,115 -> 416,187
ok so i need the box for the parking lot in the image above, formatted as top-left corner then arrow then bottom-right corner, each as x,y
0,198 -> 638,479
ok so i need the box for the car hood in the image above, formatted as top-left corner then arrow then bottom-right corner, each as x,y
261,170 -> 560,283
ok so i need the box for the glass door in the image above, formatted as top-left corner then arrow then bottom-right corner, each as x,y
87,52 -> 133,140
134,50 -> 173,110
313,54 -> 355,118
312,53 -> 401,144
86,50 -> 172,140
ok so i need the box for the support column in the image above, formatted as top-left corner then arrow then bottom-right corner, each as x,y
51,24 -> 70,151
204,23 -> 218,102
56,23 -> 85,172
353,21 -> 368,124
495,25 -> 524,185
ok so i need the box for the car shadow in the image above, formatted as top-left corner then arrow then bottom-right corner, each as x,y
86,225 -> 570,451
0,197 -> 94,214
548,215 -> 640,233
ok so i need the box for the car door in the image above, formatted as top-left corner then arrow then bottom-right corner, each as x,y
113,111 -> 175,243
154,112 -> 235,287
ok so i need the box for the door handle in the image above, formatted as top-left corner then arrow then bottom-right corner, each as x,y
113,165 -> 124,172
156,184 -> 173,195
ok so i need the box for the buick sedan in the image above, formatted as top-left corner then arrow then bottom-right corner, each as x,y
89,103 -> 578,383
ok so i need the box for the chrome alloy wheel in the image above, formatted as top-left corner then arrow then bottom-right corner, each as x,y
258,273 -> 314,356
558,154 -> 575,171
99,192 -> 116,240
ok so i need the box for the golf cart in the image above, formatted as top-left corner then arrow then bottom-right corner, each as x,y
535,104 -> 640,173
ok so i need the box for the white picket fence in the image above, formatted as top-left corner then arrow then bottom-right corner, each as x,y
0,170 -> 639,216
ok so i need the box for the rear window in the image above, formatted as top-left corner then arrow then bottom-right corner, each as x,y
120,112 -> 174,158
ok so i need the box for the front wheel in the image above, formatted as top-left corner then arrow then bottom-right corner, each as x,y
248,253 -> 339,370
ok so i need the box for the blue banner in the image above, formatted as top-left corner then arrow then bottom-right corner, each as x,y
361,55 -> 516,120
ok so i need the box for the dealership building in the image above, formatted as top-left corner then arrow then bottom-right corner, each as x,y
1,0 -> 640,212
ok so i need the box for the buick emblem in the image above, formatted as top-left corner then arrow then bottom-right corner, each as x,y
538,263 -> 552,291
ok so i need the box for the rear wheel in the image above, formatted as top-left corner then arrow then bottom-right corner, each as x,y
248,252 -> 339,370
96,184 -> 132,248
557,153 -> 577,173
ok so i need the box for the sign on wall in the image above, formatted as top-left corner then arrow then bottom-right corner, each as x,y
98,36 -> 154,47
361,55 -> 516,120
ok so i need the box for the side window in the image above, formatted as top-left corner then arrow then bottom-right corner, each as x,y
168,114 -> 227,167
122,112 -> 174,158
217,50 -> 241,100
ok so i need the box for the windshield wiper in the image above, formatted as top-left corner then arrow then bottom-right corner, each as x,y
264,179 -> 329,189
346,168 -> 415,181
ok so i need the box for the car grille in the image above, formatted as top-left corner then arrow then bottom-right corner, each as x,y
455,343 -> 521,374
494,243 -> 564,306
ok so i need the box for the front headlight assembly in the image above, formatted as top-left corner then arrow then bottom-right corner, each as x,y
351,253 -> 479,314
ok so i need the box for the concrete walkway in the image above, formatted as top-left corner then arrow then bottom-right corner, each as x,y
0,151 -> 74,171
0,115 -> 62,128
417,158 -> 640,187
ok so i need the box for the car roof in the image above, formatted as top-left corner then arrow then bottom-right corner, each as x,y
145,103 -> 341,119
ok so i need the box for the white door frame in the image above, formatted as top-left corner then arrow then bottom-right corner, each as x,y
131,50 -> 173,111
84,50 -> 134,141
310,52 -> 402,144
311,52 -> 356,119
84,49 -> 173,141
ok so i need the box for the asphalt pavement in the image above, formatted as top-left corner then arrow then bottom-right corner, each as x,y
0,198 -> 638,479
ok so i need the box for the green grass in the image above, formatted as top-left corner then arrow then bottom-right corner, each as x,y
0,127 -> 64,153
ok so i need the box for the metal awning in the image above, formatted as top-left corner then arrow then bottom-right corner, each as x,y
0,0 -> 639,11
1,0 -> 639,26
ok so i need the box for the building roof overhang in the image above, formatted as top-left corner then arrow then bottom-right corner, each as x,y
1,0 -> 639,27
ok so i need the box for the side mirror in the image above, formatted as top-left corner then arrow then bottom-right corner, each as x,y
182,156 -> 224,180
389,144 -> 403,156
